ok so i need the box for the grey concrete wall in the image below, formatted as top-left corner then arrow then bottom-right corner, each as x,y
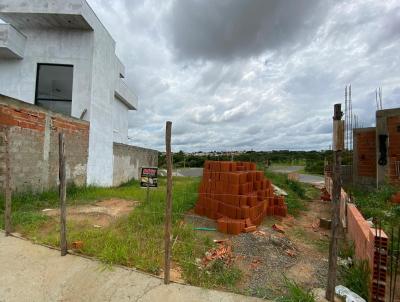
0,94 -> 89,193
112,143 -> 158,186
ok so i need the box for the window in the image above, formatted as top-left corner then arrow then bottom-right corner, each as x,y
35,64 -> 73,116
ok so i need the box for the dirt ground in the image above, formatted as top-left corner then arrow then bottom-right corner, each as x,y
184,198 -> 332,299
43,198 -> 139,227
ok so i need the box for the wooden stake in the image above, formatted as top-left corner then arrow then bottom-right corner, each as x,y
326,104 -> 343,301
59,132 -> 67,256
164,121 -> 173,284
4,129 -> 12,236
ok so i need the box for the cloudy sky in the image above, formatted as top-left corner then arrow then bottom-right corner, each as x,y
88,0 -> 399,152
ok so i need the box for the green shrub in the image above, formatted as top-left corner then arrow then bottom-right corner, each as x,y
304,159 -> 324,175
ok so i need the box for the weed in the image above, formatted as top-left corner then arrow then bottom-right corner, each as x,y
263,170 -> 310,216
277,278 -> 315,302
339,240 -> 355,259
339,260 -> 370,301
291,228 -> 329,253
0,176 -> 242,290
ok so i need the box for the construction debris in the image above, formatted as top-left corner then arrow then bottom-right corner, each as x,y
320,187 -> 331,201
71,241 -> 83,250
319,218 -> 331,229
390,192 -> 400,203
335,285 -> 366,302
272,223 -> 285,233
202,241 -> 233,268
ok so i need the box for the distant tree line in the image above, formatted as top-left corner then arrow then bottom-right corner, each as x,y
157,150 -> 354,175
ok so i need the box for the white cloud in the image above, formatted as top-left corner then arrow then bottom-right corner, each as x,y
88,0 -> 400,152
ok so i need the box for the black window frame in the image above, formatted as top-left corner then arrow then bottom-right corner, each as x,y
34,63 -> 74,105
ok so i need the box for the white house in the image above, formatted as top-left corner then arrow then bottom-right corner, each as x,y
0,0 -> 142,186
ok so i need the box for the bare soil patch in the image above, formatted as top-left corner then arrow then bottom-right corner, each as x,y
43,198 -> 139,227
183,198 -> 332,299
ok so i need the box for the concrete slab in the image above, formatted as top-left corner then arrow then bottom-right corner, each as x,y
0,234 -> 266,302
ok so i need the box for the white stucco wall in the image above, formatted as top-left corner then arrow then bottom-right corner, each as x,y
0,28 -> 94,120
0,0 -> 136,187
112,97 -> 129,144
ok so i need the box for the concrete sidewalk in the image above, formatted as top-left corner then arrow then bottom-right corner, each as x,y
0,235 -> 265,302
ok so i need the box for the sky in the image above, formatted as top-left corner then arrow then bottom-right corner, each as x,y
60,1 -> 400,151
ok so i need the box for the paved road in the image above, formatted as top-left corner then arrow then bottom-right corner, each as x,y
0,234 -> 265,302
269,165 -> 324,185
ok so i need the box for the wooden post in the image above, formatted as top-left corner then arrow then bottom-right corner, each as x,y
164,121 -> 173,284
146,178 -> 150,203
326,104 -> 343,301
4,130 -> 12,236
59,132 -> 67,256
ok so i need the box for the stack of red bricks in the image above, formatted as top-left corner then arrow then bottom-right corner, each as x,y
194,160 -> 287,235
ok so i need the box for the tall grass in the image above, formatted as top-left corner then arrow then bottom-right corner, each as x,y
263,169 -> 317,216
339,260 -> 370,301
0,177 -> 242,289
277,278 -> 315,302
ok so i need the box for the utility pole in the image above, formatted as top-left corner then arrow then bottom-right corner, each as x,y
326,103 -> 343,301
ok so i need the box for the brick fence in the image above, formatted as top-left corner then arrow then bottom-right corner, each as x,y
0,94 -> 89,193
325,172 -> 388,301
347,204 -> 388,302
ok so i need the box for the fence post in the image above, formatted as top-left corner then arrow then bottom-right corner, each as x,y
4,129 -> 12,236
164,121 -> 172,284
326,104 -> 343,301
59,132 -> 67,256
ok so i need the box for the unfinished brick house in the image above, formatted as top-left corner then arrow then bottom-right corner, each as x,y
353,107 -> 400,187
0,0 -> 158,192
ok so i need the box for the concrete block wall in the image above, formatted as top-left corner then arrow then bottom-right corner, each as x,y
112,143 -> 158,186
0,94 -> 89,193
347,204 -> 388,302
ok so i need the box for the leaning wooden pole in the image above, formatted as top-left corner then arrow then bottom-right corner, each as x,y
326,104 -> 343,301
4,130 -> 12,236
164,121 -> 173,284
59,132 -> 67,256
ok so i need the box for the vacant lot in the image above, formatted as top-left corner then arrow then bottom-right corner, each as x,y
0,171 -> 330,300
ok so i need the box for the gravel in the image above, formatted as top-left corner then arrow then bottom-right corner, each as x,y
231,227 -> 298,297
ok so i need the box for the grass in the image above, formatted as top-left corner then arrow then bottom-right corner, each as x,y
339,260 -> 370,301
0,177 -> 242,290
277,278 -> 316,302
0,168 -> 317,295
350,184 -> 400,223
290,227 -> 330,253
263,169 -> 319,216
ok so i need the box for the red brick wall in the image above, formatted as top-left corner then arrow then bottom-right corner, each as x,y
388,115 -> 400,184
0,95 -> 89,192
347,204 -> 388,301
356,129 -> 376,177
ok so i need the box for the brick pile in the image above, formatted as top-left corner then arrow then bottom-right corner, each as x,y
194,160 -> 287,235
347,204 -> 388,302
